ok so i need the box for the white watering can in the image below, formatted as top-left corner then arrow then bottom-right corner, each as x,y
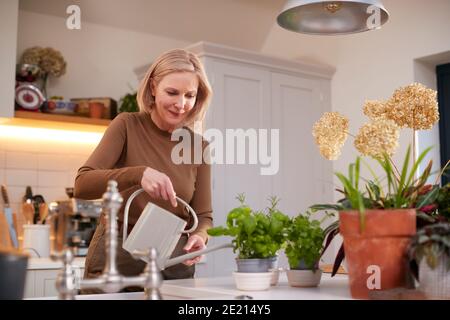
122,188 -> 232,269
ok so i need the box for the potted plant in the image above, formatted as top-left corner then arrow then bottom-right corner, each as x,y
207,194 -> 290,290
285,211 -> 332,287
119,91 -> 138,113
408,223 -> 450,299
310,83 -> 446,299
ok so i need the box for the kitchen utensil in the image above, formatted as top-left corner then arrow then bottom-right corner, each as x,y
1,185 -> 19,248
122,188 -> 232,269
39,202 -> 48,224
0,213 -> 13,250
21,202 -> 34,225
12,211 -> 26,248
32,195 -> 46,224
24,186 -> 33,203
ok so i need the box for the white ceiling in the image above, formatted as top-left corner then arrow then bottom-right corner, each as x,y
19,0 -> 287,51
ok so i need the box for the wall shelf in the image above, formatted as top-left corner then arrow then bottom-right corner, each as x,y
0,111 -> 110,133
15,111 -> 111,126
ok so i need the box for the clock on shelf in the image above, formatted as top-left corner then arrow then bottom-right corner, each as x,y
15,83 -> 45,111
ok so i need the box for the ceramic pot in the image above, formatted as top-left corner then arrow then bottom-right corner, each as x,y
286,269 -> 322,287
236,256 -> 278,273
232,271 -> 272,291
339,209 -> 416,299
0,251 -> 28,299
419,255 -> 450,299
89,102 -> 105,119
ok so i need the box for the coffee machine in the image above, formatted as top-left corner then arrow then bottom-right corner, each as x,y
64,188 -> 98,256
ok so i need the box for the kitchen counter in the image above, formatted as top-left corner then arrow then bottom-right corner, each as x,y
27,257 -> 85,270
67,272 -> 352,300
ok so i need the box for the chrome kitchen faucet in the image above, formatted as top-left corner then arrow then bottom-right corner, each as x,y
48,180 -> 163,300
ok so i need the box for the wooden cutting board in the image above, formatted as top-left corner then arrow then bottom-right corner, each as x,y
0,212 -> 13,250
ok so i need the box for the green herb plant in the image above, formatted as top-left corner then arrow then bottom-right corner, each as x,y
285,211 -> 332,271
207,194 -> 290,259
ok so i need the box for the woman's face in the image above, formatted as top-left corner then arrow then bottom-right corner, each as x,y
151,71 -> 199,132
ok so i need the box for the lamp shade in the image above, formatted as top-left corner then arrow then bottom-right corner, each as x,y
277,0 -> 389,35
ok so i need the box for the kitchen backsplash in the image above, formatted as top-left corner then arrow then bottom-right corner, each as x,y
0,136 -> 97,213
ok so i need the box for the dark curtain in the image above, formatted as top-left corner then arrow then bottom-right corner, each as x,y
437,63 -> 450,185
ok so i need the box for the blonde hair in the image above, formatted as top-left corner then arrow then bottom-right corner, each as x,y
137,49 -> 212,128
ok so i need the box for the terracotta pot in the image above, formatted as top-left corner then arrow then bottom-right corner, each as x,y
339,209 -> 416,299
88,102 -> 105,119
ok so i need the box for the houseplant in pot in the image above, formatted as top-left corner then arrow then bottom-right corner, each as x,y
310,83 -> 442,299
119,91 -> 138,113
408,223 -> 450,299
207,194 -> 290,290
285,211 -> 332,287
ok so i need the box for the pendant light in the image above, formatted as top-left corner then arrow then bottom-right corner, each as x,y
277,0 -> 389,35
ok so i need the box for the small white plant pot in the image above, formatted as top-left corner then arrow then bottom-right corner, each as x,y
419,255 -> 450,299
286,269 -> 322,287
232,272 -> 272,291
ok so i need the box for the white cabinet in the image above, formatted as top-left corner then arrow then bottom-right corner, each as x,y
0,0 -> 19,118
270,72 -> 333,215
24,258 -> 85,299
187,42 -> 335,276
135,42 -> 335,277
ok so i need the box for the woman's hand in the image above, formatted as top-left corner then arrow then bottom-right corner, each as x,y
141,167 -> 177,207
182,234 -> 206,266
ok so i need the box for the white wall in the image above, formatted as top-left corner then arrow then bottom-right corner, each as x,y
0,0 -> 19,117
0,130 -> 99,215
17,10 -> 189,103
262,0 -> 450,198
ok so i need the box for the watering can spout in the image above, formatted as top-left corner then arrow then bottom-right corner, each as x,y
162,242 -> 233,269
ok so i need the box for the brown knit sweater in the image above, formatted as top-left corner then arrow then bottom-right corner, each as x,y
74,111 -> 213,242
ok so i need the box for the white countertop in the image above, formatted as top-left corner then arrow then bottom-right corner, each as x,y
27,257 -> 86,270
73,272 -> 352,300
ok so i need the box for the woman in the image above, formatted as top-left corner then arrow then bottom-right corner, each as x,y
74,49 -> 213,283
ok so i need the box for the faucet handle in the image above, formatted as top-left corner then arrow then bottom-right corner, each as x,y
133,248 -> 163,300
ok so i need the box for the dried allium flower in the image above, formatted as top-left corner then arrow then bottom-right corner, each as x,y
354,120 -> 400,158
386,83 -> 439,130
363,100 -> 389,121
20,46 -> 66,77
39,48 -> 66,77
312,112 -> 349,160
20,46 -> 44,66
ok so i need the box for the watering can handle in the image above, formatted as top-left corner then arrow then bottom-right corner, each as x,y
122,188 -> 198,246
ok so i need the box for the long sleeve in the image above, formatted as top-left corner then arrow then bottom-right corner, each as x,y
189,141 -> 213,243
74,113 -> 146,199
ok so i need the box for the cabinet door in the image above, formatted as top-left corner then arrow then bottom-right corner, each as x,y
34,270 -> 59,298
33,267 -> 85,298
271,72 -> 333,216
205,60 -> 273,276
23,270 -> 36,299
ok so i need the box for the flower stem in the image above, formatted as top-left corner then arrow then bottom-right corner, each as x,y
344,131 -> 356,138
434,159 -> 450,185
388,156 -> 401,180
413,129 -> 417,177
